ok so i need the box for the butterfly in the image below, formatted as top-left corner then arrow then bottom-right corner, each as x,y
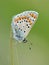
11,11 -> 39,43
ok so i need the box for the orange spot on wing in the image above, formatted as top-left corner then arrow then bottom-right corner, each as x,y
29,13 -> 34,17
30,21 -> 32,25
33,15 -> 37,19
14,17 -> 21,22
21,16 -> 27,19
27,19 -> 32,25
29,13 -> 37,19
19,17 -> 21,20
14,15 -> 33,25
14,18 -> 17,22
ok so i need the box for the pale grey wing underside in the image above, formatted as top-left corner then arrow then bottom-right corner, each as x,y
11,11 -> 39,42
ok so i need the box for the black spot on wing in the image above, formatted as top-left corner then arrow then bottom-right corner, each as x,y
24,31 -> 26,33
20,22 -> 21,23
28,26 -> 30,28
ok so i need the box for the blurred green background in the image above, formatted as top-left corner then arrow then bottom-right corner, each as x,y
0,0 -> 49,65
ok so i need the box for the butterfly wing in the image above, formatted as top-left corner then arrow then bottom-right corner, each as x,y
11,11 -> 39,42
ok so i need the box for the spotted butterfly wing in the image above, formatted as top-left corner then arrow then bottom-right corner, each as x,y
11,11 -> 38,42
